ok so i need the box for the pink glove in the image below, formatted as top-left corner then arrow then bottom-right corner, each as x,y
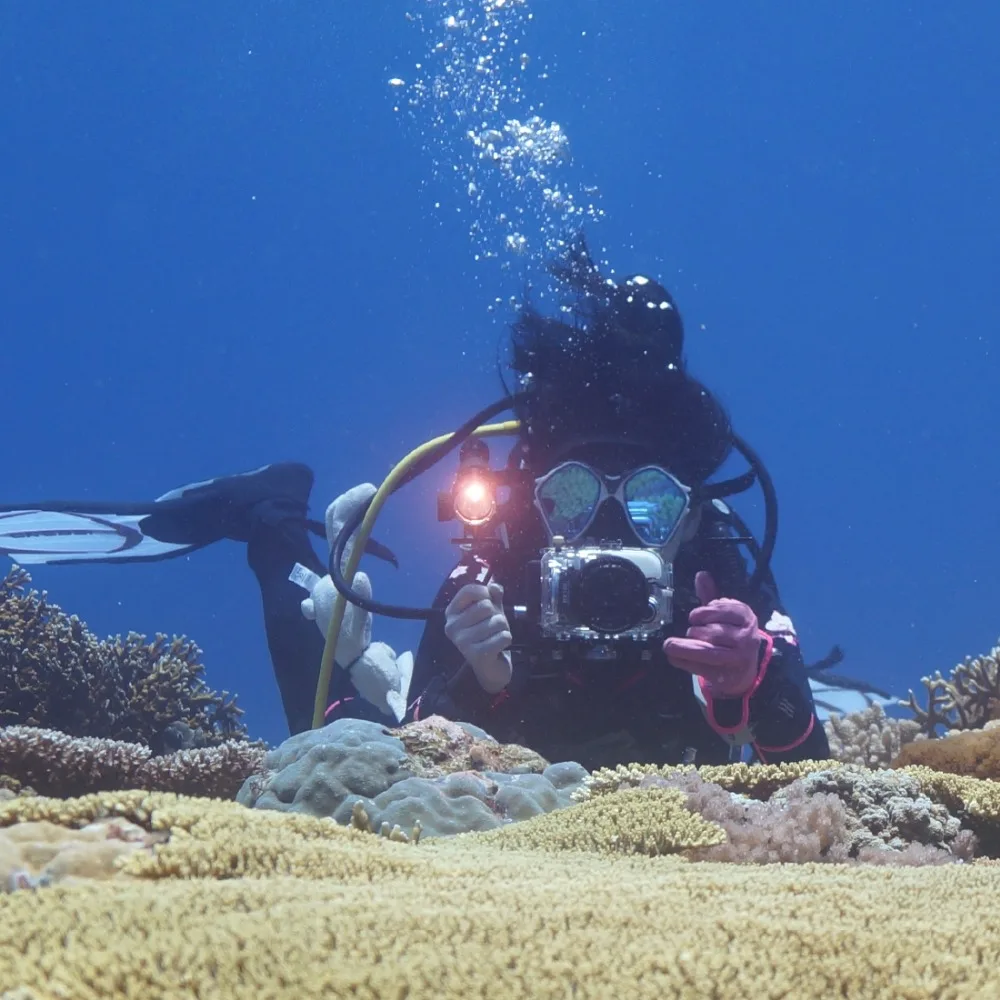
663,571 -> 762,698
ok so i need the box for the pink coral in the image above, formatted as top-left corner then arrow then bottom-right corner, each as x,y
638,770 -> 976,865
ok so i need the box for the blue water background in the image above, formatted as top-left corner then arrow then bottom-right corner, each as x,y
2,2 -> 998,745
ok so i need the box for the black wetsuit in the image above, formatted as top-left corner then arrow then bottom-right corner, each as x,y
380,503 -> 830,770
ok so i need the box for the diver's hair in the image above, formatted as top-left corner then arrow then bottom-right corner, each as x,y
508,239 -> 732,484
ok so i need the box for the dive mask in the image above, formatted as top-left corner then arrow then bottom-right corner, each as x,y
533,461 -> 692,549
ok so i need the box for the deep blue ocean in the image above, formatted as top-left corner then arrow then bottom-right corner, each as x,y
3,2 -> 998,746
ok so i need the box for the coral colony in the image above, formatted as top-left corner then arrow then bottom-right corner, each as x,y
4,565 -> 1000,995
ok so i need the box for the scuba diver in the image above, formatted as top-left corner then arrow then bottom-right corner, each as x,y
0,242 -> 885,761
337,242 -> 835,769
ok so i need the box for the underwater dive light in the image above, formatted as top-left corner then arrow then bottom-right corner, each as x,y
441,438 -> 498,528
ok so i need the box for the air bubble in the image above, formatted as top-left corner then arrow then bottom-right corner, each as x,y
391,0 -> 604,270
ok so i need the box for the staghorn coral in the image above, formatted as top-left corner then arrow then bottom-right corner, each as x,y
0,725 -> 266,799
901,637 -> 1000,737
0,565 -> 245,749
824,703 -> 922,768
1,789 -> 1000,996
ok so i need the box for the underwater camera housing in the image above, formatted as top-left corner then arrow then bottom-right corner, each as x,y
439,438 -> 675,648
538,538 -> 673,642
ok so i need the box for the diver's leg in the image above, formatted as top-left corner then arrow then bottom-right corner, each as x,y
245,511 -> 328,735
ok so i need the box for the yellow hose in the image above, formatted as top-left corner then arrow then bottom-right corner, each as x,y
311,419 -> 521,729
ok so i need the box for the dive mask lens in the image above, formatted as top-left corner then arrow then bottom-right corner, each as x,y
534,462 -> 603,541
623,467 -> 690,546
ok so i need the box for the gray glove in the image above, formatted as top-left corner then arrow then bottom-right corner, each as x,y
444,581 -> 513,694
289,483 -> 413,723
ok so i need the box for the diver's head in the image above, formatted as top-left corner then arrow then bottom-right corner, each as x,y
508,238 -> 733,492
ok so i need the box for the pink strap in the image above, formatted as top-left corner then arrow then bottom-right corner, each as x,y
700,630 -> 774,736
754,713 -> 816,762
324,696 -> 355,720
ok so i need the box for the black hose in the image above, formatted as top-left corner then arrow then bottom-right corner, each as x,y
328,395 -> 522,619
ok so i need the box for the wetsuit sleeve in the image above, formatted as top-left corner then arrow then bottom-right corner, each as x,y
698,624 -> 830,763
681,507 -> 829,763
748,630 -> 830,762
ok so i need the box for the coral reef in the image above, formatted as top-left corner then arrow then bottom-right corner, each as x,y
776,766 -> 975,860
389,714 -> 549,777
901,637 -> 1000,736
626,767 -> 974,865
0,725 -> 266,799
582,757 -> 838,801
892,721 -> 1000,780
0,566 -> 246,749
237,716 -> 589,838
1,815 -> 166,891
471,786 -> 727,856
824,702 -> 922,767
2,785 -> 1000,996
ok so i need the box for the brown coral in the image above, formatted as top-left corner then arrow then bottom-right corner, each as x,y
0,725 -> 266,799
892,723 -> 1000,781
901,638 -> 1000,736
1,815 -> 166,891
0,566 -> 245,749
389,714 -> 549,778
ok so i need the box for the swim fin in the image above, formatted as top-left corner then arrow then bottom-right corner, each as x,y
0,463 -> 398,569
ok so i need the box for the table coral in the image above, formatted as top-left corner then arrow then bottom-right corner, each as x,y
469,785 -> 727,855
0,725 -> 266,799
892,721 -> 1000,780
0,566 -> 246,750
582,757 -> 839,801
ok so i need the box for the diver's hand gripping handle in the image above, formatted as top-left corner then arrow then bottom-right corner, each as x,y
444,580 -> 513,694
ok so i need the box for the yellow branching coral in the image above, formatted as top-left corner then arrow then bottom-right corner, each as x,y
582,758 -> 841,801
2,783 -> 1000,995
2,827 -> 1000,997
0,790 -> 423,883
896,765 -> 1000,831
466,787 -> 726,856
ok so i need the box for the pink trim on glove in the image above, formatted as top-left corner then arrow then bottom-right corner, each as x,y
700,630 -> 774,736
